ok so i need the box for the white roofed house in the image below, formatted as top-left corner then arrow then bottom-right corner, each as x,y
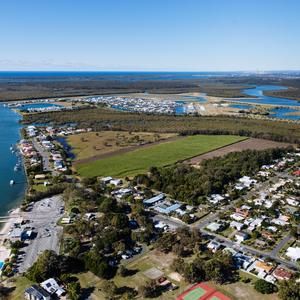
286,247 -> 300,262
206,222 -> 223,232
230,221 -> 244,231
207,240 -> 222,253
235,231 -> 249,243
41,278 -> 66,298
208,194 -> 225,205
230,213 -> 245,222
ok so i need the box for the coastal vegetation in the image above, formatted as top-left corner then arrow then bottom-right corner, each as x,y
75,135 -> 245,177
133,147 -> 291,204
22,108 -> 300,143
2,74 -> 300,101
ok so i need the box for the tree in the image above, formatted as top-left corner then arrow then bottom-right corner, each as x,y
118,265 -> 129,277
101,280 -> 118,297
155,233 -> 177,253
254,279 -> 278,294
139,281 -> 159,298
26,250 -> 61,282
171,258 -> 185,274
66,281 -> 81,300
278,279 -> 300,300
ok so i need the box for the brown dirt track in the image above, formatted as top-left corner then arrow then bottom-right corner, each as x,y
185,138 -> 293,165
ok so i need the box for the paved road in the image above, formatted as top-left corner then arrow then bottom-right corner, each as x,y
200,228 -> 299,270
18,195 -> 64,273
32,138 -> 51,172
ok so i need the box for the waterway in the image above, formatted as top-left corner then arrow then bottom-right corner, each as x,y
19,103 -> 61,111
0,105 -> 26,216
229,85 -> 300,120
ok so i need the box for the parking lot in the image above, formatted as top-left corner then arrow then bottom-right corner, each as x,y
17,195 -> 64,273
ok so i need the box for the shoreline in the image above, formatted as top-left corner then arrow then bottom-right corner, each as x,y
0,105 -> 27,250
0,207 -> 22,243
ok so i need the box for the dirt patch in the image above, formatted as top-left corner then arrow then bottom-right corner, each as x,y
74,134 -> 181,165
185,138 -> 293,165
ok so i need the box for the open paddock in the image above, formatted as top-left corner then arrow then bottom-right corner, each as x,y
75,135 -> 245,177
185,138 -> 293,165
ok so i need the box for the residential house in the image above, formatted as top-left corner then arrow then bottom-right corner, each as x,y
41,278 -> 65,298
235,231 -> 249,243
230,213 -> 245,222
253,261 -> 274,275
286,246 -> 300,262
207,240 -> 221,253
230,221 -> 244,231
24,285 -> 51,300
207,222 -> 223,232
272,266 -> 293,281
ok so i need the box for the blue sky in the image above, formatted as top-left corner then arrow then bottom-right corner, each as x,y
1,0 -> 300,71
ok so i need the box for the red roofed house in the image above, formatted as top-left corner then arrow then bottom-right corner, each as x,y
272,267 -> 293,281
293,170 -> 300,176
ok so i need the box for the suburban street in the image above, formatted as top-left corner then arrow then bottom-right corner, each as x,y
32,138 -> 51,172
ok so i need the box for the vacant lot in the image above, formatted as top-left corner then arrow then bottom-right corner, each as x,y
68,131 -> 177,162
76,135 -> 245,177
209,280 -> 279,300
185,138 -> 293,165
77,250 -> 188,300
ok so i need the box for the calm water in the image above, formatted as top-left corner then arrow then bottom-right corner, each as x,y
270,107 -> 300,120
0,105 -> 26,216
230,85 -> 300,120
20,103 -> 61,110
240,85 -> 300,107
230,103 -> 253,110
0,71 -> 249,82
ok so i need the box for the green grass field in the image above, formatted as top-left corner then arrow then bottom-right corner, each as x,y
76,135 -> 246,177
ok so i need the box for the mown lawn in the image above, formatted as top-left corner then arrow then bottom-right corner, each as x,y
76,135 -> 246,177
7,276 -> 33,300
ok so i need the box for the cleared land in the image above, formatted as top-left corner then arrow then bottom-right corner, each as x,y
185,138 -> 293,165
67,131 -> 177,162
75,135 -> 245,177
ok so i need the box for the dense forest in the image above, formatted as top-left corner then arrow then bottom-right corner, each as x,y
22,107 -> 300,143
3,74 -> 300,101
133,148 -> 291,204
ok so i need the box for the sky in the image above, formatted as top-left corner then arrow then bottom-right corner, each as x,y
1,0 -> 300,71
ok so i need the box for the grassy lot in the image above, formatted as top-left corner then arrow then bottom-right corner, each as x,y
76,135 -> 246,177
76,250 -> 189,299
209,280 -> 279,300
67,131 -> 176,161
6,276 -> 33,300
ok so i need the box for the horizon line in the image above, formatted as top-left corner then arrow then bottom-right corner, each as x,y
0,69 -> 300,73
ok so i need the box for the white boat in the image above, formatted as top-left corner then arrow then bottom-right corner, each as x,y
14,165 -> 20,172
10,180 -> 15,185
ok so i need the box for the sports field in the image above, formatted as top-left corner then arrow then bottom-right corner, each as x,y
76,134 -> 246,177
177,283 -> 231,300
184,287 -> 206,300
